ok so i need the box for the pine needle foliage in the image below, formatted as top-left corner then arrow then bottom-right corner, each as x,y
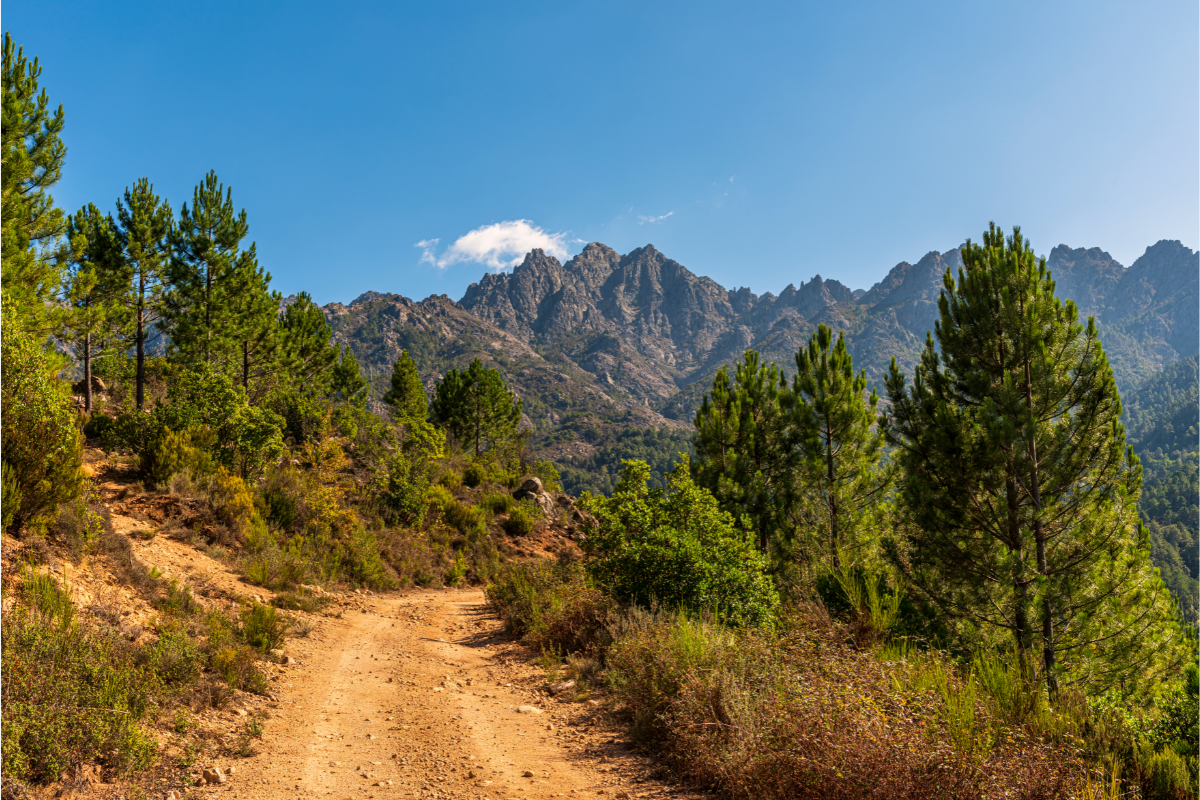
430,358 -> 522,458
692,350 -> 792,557
789,323 -> 889,570
1,32 -> 68,334
884,222 -> 1184,697
383,349 -> 428,422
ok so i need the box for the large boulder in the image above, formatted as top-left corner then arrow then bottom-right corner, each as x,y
512,477 -> 543,499
532,492 -> 556,517
71,375 -> 107,396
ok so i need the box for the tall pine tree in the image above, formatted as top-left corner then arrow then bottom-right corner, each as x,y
692,350 -> 793,557
230,253 -> 280,397
430,359 -> 522,458
163,171 -> 257,378
115,178 -> 172,409
789,324 -> 888,570
383,349 -> 428,422
329,346 -> 369,406
885,223 -> 1182,696
61,204 -> 125,412
277,292 -> 338,393
2,32 -> 67,332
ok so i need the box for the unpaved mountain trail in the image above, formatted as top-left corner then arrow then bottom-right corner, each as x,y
226,589 -> 680,800
76,451 -> 690,800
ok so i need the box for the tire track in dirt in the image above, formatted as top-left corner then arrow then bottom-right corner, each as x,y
215,589 -> 683,800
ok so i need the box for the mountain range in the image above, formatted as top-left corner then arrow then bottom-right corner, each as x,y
325,238 -> 1197,461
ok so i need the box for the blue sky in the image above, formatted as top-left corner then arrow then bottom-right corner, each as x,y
8,0 -> 1198,304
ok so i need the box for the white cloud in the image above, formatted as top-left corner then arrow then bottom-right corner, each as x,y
415,238 -> 440,265
637,211 -> 674,225
416,220 -> 572,271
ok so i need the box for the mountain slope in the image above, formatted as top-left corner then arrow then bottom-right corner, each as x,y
327,237 -> 1197,485
323,291 -> 692,495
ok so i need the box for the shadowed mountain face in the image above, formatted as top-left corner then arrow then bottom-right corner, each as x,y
324,238 -> 1197,481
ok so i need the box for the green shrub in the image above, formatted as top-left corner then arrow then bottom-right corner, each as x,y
501,502 -> 538,537
83,410 -> 114,440
2,593 -> 160,782
210,644 -> 268,694
438,470 -> 462,490
1144,747 -> 1194,799
485,462 -> 518,487
146,628 -> 203,686
271,590 -> 329,613
261,483 -> 297,529
240,602 -> 286,652
143,426 -> 216,489
606,611 -> 743,741
158,580 -> 200,618
136,366 -> 285,480
533,459 -> 563,493
427,484 -> 454,511
446,551 -> 469,586
270,391 -> 327,446
49,484 -> 110,561
1,304 -> 85,533
580,458 -> 778,628
207,467 -> 255,533
479,491 -> 515,515
463,462 -> 487,488
444,500 -> 487,537
375,453 -> 429,526
486,560 -> 615,654
344,527 -> 398,590
201,609 -> 269,694
240,542 -> 308,591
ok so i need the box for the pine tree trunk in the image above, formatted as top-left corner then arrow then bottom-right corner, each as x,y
1006,474 -> 1030,660
1023,358 -> 1057,695
84,331 -> 93,413
205,262 -> 213,366
825,418 -> 839,569
136,297 -> 146,411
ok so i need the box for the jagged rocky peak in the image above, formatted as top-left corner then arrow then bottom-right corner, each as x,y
351,290 -> 393,305
728,286 -> 758,314
860,250 -> 961,310
1046,245 -> 1124,317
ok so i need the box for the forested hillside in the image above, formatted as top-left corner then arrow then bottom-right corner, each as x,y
1122,356 -> 1200,621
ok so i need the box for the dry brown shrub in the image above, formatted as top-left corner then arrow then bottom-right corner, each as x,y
618,608 -> 1083,800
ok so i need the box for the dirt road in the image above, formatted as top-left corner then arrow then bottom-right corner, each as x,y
77,452 -> 682,800
211,589 -> 674,800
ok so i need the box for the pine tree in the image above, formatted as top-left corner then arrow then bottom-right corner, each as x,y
885,223 -> 1182,696
229,253 -> 280,397
277,292 -> 338,392
789,324 -> 888,570
329,346 -> 369,406
163,171 -> 256,376
2,32 -> 67,332
382,350 -> 428,422
61,204 -> 125,412
430,359 -> 522,458
114,178 -> 172,409
692,350 -> 793,557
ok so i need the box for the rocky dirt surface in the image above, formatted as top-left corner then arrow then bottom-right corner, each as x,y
209,589 -> 700,800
